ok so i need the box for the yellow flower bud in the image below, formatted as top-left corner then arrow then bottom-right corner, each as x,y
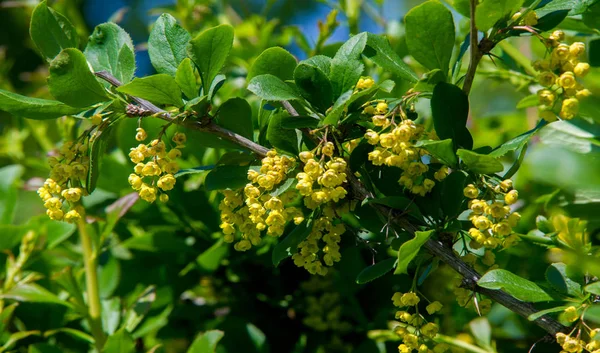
463,184 -> 479,199
573,62 -> 590,77
569,42 -> 585,58
426,301 -> 443,314
64,210 -> 82,223
91,114 -> 103,126
375,102 -> 388,114
575,89 -> 591,100
537,89 -> 555,106
135,128 -> 147,141
364,129 -> 380,145
172,132 -> 187,146
321,142 -> 334,157
473,216 -> 492,230
564,306 -> 579,322
504,190 -> 519,205
522,11 -> 538,26
46,208 -> 64,221
400,292 -> 420,306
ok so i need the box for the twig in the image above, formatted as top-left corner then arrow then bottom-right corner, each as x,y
95,71 -> 269,158
462,0 -> 484,95
95,71 -> 567,336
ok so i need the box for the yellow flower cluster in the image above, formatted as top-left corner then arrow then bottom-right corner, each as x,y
292,209 -> 345,276
532,31 -> 592,122
127,129 -> 185,203
365,118 -> 447,196
463,179 -> 521,250
556,327 -> 600,353
296,146 -> 348,210
38,141 -> 89,223
512,11 -> 538,26
219,150 -> 303,252
355,76 -> 375,91
292,146 -> 349,275
391,292 -> 446,353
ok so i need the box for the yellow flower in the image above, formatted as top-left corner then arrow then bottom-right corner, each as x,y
463,184 -> 479,199
321,142 -> 334,157
504,190 -> 518,205
135,128 -> 147,141
375,102 -> 388,114
61,188 -> 82,203
372,115 -> 389,127
553,44 -> 571,61
557,72 -> 577,89
434,166 -> 448,181
522,11 -> 538,26
401,292 -> 420,306
167,148 -> 181,159
537,89 -> 555,106
392,292 -> 404,307
64,210 -> 81,223
46,208 -> 64,221
564,306 -> 579,322
507,212 -> 521,227
299,151 -> 314,163
569,42 -> 585,57
538,71 -> 557,87
159,194 -> 169,203
573,62 -> 590,77
44,197 -> 62,210
139,184 -> 157,203
576,89 -> 592,100
172,132 -> 187,146
356,77 -> 374,90
473,216 -> 492,230
421,322 -> 439,338
91,114 -> 103,125
234,239 -> 252,251
426,301 -> 443,315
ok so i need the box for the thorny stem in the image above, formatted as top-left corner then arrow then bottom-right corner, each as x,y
77,219 -> 106,350
96,71 -> 567,336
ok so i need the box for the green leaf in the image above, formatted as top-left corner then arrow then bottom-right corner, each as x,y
86,121 -> 114,194
478,269 -> 555,302
441,171 -> 468,218
330,33 -> 367,97
321,90 -> 353,126
117,75 -> 183,107
415,139 -> 458,167
48,48 -> 108,108
266,110 -> 299,154
516,94 -> 539,109
535,10 -> 570,32
0,283 -> 73,308
247,74 -> 302,101
29,343 -> 65,353
537,0 -> 599,16
586,305 -> 600,324
187,24 -> 234,94
584,281 -> 600,295
431,82 -> 473,150
29,1 -> 79,61
457,149 -> 504,174
84,22 -> 135,84
489,121 -> 544,157
0,165 -> 24,225
294,62 -> 333,112
124,286 -> 156,333
272,222 -> 312,266
329,60 -> 364,100
204,165 -> 250,191
148,13 -> 191,76
187,330 -> 224,353
280,116 -> 320,129
43,328 -> 95,344
0,226 -> 27,252
334,32 -> 368,61
545,263 -> 582,297
2,331 -> 41,351
176,59 -> 199,100
527,305 -> 571,321
363,33 -> 418,83
469,318 -> 492,350
356,258 -> 396,284
196,240 -> 229,273
102,328 -> 135,353
0,88 -> 82,120
53,267 -> 86,314
405,0 -> 455,74
476,0 -> 525,32
217,97 -> 254,141
395,230 -> 435,275
103,298 -> 121,335
247,47 -> 297,82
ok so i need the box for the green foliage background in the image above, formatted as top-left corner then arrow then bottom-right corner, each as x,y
0,0 -> 599,352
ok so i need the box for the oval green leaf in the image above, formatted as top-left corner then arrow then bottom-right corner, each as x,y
478,269 -> 555,302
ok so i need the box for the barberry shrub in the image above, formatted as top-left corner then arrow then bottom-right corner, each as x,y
0,0 -> 599,352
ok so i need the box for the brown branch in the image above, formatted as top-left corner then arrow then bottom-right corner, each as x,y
462,0 -> 484,95
95,71 -> 269,158
96,71 -> 566,336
